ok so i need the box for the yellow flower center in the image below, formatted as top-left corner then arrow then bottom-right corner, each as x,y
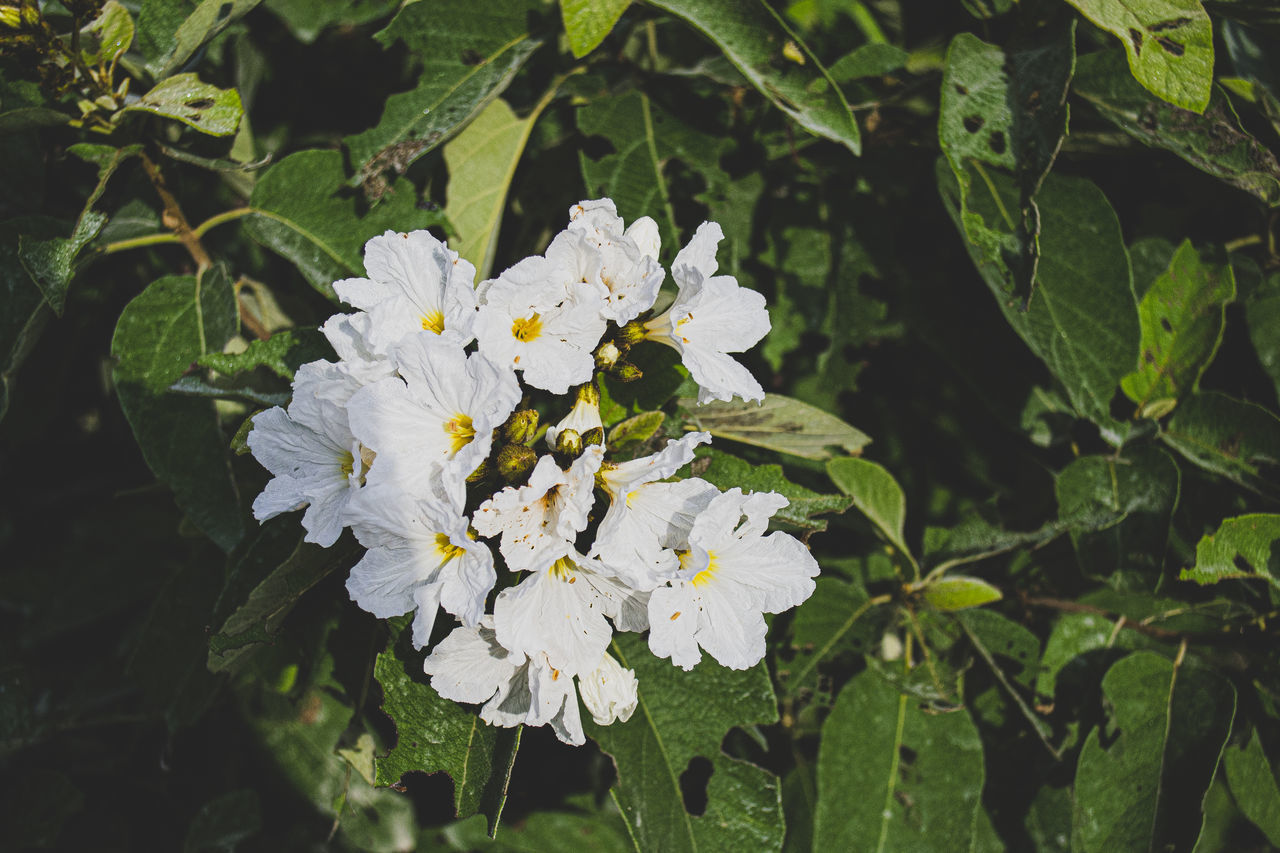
443,413 -> 475,455
677,549 -> 718,587
434,532 -> 465,561
339,445 -> 376,482
421,309 -> 445,334
549,556 -> 577,582
339,450 -> 355,479
512,313 -> 543,343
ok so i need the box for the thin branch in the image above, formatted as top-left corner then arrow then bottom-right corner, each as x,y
139,151 -> 212,270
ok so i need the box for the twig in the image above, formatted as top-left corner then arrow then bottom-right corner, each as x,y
139,151 -> 212,270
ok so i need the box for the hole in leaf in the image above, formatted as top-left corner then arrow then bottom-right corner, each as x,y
1160,317 -> 1173,332
581,135 -> 617,161
988,131 -> 1006,154
898,745 -> 918,769
185,98 -> 215,109
1148,17 -> 1192,32
1129,28 -> 1144,55
460,48 -> 484,65
963,115 -> 984,134
954,83 -> 969,95
679,756 -> 714,816
1155,37 -> 1185,57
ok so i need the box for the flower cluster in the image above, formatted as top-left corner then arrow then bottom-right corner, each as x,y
247,199 -> 819,745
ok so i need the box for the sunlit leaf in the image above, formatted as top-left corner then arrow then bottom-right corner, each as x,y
697,447 -> 852,532
1180,513 -> 1280,591
561,0 -> 631,58
826,456 -> 908,556
123,73 -> 243,137
1161,391 -> 1280,497
922,575 -> 1002,611
680,393 -> 870,460
81,1 -> 135,65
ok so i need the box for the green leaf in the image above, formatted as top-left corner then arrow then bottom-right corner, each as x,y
648,0 -> 860,154
679,393 -> 871,460
1063,0 -> 1214,112
1246,270 -> 1280,400
1073,652 -> 1236,852
577,89 -> 729,253
938,25 -> 1076,305
561,0 -> 631,58
343,0 -> 543,187
137,0 -> 261,79
778,576 -> 874,698
1161,391 -> 1280,497
111,268 -> 244,552
244,149 -> 445,299
697,447 -> 852,532
940,165 -> 1139,431
923,505 -> 1122,575
196,329 -> 328,381
0,77 -> 70,134
1223,730 -> 1280,847
0,217 -> 62,420
826,456 -> 908,557
261,0 -> 398,44
1055,444 -> 1180,588
1179,513 -> 1280,591
586,633 -> 784,853
444,93 -> 556,281
207,534 -> 360,672
373,624 -> 519,832
81,1 -> 135,65
606,410 -> 664,454
122,73 -> 243,137
814,668 -> 985,850
1074,51 -> 1280,205
441,809 -> 632,852
922,575 -> 1002,611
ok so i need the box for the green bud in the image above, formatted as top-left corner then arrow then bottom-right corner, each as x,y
574,381 -> 600,408
501,408 -> 539,445
581,426 -> 604,447
555,427 -> 583,458
594,340 -> 621,370
608,361 -> 643,383
466,458 -> 493,483
496,445 -> 537,483
616,319 -> 647,347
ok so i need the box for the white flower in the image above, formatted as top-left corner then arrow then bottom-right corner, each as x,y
579,652 -> 638,726
334,229 -> 478,350
343,483 -> 495,649
247,376 -> 368,547
318,312 -> 396,392
647,488 -> 819,670
591,477 -> 720,590
424,618 -> 585,746
346,334 -> 520,509
493,551 -> 646,677
474,228 -> 608,394
567,198 -> 664,324
472,445 -> 604,573
544,383 -> 603,449
643,222 -> 769,404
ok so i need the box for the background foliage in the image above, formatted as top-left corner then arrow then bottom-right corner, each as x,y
3,0 -> 1280,850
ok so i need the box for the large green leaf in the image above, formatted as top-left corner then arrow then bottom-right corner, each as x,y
695,447 -> 852,532
0,77 -> 71,134
1035,610 -> 1154,701
137,0 -> 262,79
1180,513 -> 1280,591
121,73 -> 243,137
81,1 -> 135,65
373,624 -> 519,832
1074,50 -> 1280,205
1223,729 -> 1280,847
586,633 -> 784,853
243,149 -> 445,299
577,89 -> 729,254
111,268 -> 244,552
261,0 -> 398,44
1063,0 -> 1214,112
343,0 -> 543,187
826,456 -> 909,558
1160,391 -> 1280,497
1073,652 -> 1236,852
648,0 -> 860,155
444,93 -> 556,281
1055,444 -> 1180,588
679,393 -> 870,461
940,164 -> 1139,431
813,668 -> 985,850
938,24 -> 1075,305
561,0 -> 631,58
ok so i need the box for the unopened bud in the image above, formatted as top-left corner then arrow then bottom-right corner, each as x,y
608,362 -> 642,383
496,445 -> 537,483
466,458 -> 492,483
555,428 -> 583,458
581,426 -> 604,447
595,340 -> 621,370
616,320 -> 647,347
501,408 -> 539,445
0,7 -> 22,28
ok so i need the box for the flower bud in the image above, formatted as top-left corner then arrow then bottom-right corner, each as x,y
546,383 -> 603,449
608,361 -> 642,383
616,319 -> 647,347
500,408 -> 539,445
555,428 -> 583,458
496,444 -> 537,483
466,458 -> 493,483
594,340 -> 621,370
581,426 -> 604,447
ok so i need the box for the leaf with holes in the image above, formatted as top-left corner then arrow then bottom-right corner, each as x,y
122,73 -> 243,137
197,330 -> 329,381
81,1 -> 134,65
244,149 -> 445,299
344,0 -> 542,188
1179,513 -> 1280,591
1161,391 -> 1280,498
585,633 -> 783,853
814,667 -> 985,849
648,0 -> 859,154
938,24 -> 1075,305
1074,51 -> 1280,205
1120,239 -> 1235,417
1063,0 -> 1213,112
1073,651 -> 1236,851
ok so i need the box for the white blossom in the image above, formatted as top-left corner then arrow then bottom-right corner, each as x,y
567,198 -> 664,324
647,488 -> 819,670
544,383 -> 603,449
579,652 -> 638,726
591,477 -> 719,590
643,222 -> 769,404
